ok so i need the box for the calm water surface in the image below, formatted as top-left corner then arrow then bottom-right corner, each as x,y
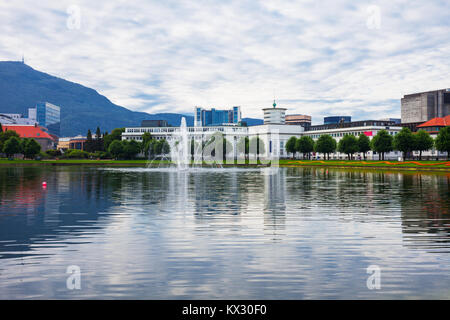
0,166 -> 449,299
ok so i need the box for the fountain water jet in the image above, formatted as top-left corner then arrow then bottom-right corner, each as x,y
170,117 -> 190,170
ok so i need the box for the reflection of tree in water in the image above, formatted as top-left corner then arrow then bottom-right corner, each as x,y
190,172 -> 244,219
0,167 -> 120,260
400,173 -> 450,248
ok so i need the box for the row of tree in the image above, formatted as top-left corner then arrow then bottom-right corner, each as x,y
286,127 -> 450,160
0,126 -> 41,159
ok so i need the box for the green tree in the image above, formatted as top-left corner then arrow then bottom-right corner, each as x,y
123,140 -> 141,159
296,136 -> 314,159
249,136 -> 265,160
161,139 -> 170,155
95,127 -> 104,151
237,136 -> 250,161
108,140 -> 123,159
0,123 -> 3,132
435,126 -> 450,159
371,129 -> 393,160
23,139 -> 41,159
338,134 -> 359,160
3,136 -> 21,158
414,130 -> 434,160
0,129 -> 20,152
153,140 -> 163,156
285,136 -> 298,159
315,134 -> 336,160
85,129 -> 93,152
142,132 -> 152,147
104,128 -> 125,150
204,133 -> 233,161
393,127 -> 415,159
357,134 -> 371,160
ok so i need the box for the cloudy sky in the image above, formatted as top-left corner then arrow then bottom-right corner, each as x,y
0,0 -> 449,123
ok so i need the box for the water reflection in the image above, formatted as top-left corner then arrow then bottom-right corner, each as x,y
0,166 -> 449,299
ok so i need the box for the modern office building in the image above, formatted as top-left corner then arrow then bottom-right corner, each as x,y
35,102 -> 61,136
263,101 -> 286,125
285,114 -> 311,130
141,120 -> 169,127
194,106 -> 241,127
401,89 -> 450,123
324,116 -> 351,125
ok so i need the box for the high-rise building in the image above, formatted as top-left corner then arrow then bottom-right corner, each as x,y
194,106 -> 241,126
35,102 -> 61,136
263,101 -> 286,124
401,89 -> 450,123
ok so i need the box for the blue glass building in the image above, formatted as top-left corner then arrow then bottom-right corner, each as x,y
195,106 -> 241,126
36,102 -> 61,136
324,116 -> 351,125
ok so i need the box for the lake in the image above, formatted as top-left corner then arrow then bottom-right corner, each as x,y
0,166 -> 449,299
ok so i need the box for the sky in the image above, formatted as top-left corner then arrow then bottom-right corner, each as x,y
0,0 -> 449,124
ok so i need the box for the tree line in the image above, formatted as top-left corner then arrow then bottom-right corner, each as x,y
81,128 -> 172,160
285,127 -> 450,160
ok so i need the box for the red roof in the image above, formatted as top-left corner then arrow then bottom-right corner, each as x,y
2,125 -> 55,140
417,115 -> 450,128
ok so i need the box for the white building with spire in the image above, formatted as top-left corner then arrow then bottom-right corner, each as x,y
263,100 -> 287,124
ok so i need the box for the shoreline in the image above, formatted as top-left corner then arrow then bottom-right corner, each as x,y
1,159 -> 450,172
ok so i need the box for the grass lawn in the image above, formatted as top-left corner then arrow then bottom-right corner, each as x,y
279,159 -> 450,169
1,158 -> 449,170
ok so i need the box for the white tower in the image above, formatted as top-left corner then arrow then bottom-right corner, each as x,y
263,100 -> 286,124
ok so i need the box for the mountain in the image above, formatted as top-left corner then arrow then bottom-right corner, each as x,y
0,61 -> 263,136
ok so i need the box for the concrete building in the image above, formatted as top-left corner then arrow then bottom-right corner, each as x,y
285,114 -> 311,130
195,106 -> 241,127
401,89 -> 450,123
263,101 -> 286,124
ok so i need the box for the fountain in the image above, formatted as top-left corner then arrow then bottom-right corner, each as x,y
170,117 -> 190,170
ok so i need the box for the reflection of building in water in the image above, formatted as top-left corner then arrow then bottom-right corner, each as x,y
263,169 -> 286,236
0,168 -> 119,259
400,173 -> 450,248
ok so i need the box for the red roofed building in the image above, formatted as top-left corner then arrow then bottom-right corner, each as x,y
417,115 -> 450,134
3,124 -> 56,151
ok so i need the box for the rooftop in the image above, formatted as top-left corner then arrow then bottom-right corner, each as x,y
417,115 -> 450,128
2,124 -> 54,140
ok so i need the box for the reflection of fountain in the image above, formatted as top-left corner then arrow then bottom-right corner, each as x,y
170,117 -> 190,170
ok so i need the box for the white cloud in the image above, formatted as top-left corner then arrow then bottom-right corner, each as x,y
0,0 -> 449,123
